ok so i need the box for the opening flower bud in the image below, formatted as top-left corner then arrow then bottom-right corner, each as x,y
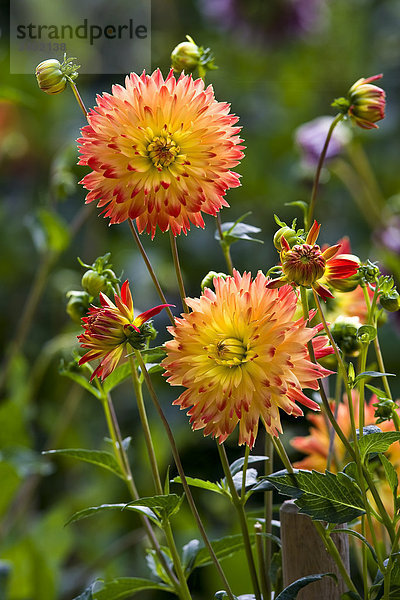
380,290 -> 400,312
35,59 -> 67,95
273,226 -> 298,251
171,39 -> 201,73
347,74 -> 386,129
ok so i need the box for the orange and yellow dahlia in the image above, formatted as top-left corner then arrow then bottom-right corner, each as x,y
79,280 -> 171,380
163,270 -> 333,448
78,69 -> 244,237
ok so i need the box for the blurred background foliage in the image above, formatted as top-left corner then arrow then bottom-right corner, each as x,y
0,0 -> 399,598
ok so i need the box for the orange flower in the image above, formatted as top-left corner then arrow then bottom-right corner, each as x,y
267,222 -> 359,300
79,281 -> 171,380
162,270 -> 332,448
78,69 -> 244,237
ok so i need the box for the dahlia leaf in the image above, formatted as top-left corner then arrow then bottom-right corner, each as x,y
43,448 -> 124,479
229,455 -> 269,476
275,573 -> 337,600
193,534 -> 253,570
265,470 -> 365,523
231,468 -> 258,492
102,362 -> 131,393
125,494 -> 184,520
141,346 -> 167,363
357,432 -> 400,461
90,577 -> 172,599
59,364 -> 103,400
65,503 -> 161,528
353,370 -> 395,387
379,454 -> 398,498
332,528 -> 378,564
172,476 -> 226,496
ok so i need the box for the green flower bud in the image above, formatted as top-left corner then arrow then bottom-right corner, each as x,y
81,270 -> 108,297
66,291 -> 90,324
373,399 -> 397,423
380,290 -> 400,312
201,271 -> 228,291
35,59 -> 67,95
273,226 -> 298,251
171,40 -> 201,73
331,316 -> 362,357
328,273 -> 360,293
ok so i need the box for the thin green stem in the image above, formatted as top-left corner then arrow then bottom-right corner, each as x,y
361,516 -> 368,600
241,445 -> 250,503
169,230 -> 189,313
218,444 -> 262,600
327,374 -> 342,470
133,349 -> 235,600
128,220 -> 175,326
264,434 -> 273,600
358,344 -> 368,436
68,79 -> 88,116
313,522 -> 359,595
216,214 -> 233,275
270,435 -> 293,474
306,113 -> 344,229
254,522 -> 270,600
347,140 -> 386,211
129,356 -> 163,494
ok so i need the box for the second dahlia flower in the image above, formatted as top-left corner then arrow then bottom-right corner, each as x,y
78,69 -> 244,237
78,280 -> 171,380
163,270 -> 332,448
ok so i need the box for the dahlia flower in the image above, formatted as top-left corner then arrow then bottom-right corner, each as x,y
348,74 -> 386,130
163,270 -> 333,447
78,69 -> 244,237
267,221 -> 359,300
79,280 -> 171,380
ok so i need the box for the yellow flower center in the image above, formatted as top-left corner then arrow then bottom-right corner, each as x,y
147,136 -> 181,168
211,337 -> 249,367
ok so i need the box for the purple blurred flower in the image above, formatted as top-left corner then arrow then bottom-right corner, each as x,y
375,216 -> 400,254
295,116 -> 352,168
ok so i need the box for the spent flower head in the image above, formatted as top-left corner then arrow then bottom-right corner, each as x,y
78,69 -> 244,237
163,270 -> 333,448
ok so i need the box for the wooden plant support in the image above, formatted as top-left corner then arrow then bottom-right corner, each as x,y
280,500 -> 350,600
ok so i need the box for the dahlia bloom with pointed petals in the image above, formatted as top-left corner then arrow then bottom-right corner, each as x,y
267,221 -> 359,300
163,270 -> 333,448
348,74 -> 386,130
79,280 -> 171,380
78,69 -> 244,237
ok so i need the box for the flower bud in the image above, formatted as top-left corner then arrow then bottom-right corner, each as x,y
380,290 -> 400,312
347,74 -> 386,129
281,243 -> 326,286
171,39 -> 201,73
201,271 -> 227,290
81,270 -> 108,297
35,59 -> 67,95
374,399 -> 399,423
66,291 -> 91,324
273,226 -> 298,251
125,321 -> 157,350
331,316 -> 362,357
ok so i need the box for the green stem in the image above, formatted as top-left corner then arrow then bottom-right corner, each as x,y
313,522 -> 359,595
68,79 -> 88,116
347,140 -> 386,211
216,214 -> 233,275
128,220 -> 175,326
254,522 -> 270,600
241,445 -> 250,503
270,435 -> 294,474
169,230 -> 189,314
264,434 -> 273,600
327,374 -> 342,470
361,516 -> 369,600
358,344 -> 368,436
218,444 -> 262,600
306,113 -> 344,229
133,349 -> 235,600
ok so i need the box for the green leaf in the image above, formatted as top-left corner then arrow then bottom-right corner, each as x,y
125,494 -> 184,520
102,363 -> 131,393
37,208 -> 70,254
92,577 -> 172,599
275,573 -> 337,599
341,593 -> 361,600
332,528 -> 378,564
65,503 -> 161,528
141,346 -> 167,364
215,213 -> 263,247
43,449 -> 124,479
181,539 -> 201,574
172,476 -> 225,496
354,371 -> 395,387
379,454 -> 398,498
265,470 -> 365,523
357,432 -> 400,461
255,532 -> 282,548
193,534 -> 251,569
59,364 -> 103,400
145,548 -> 173,585
73,587 -> 94,600
231,468 -> 258,493
145,363 -> 164,375
229,455 -> 269,476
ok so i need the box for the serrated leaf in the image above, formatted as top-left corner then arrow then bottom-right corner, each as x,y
65,503 -> 161,528
354,371 -> 395,386
379,454 -> 398,498
172,476 -> 225,495
266,470 -> 365,523
193,534 -> 252,569
275,573 -> 337,599
102,363 -> 131,393
92,577 -> 172,600
332,528 -> 378,564
59,365 -> 103,399
43,448 -> 124,479
256,469 -> 291,492
357,432 -> 400,460
229,455 -> 269,476
125,494 -> 183,520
